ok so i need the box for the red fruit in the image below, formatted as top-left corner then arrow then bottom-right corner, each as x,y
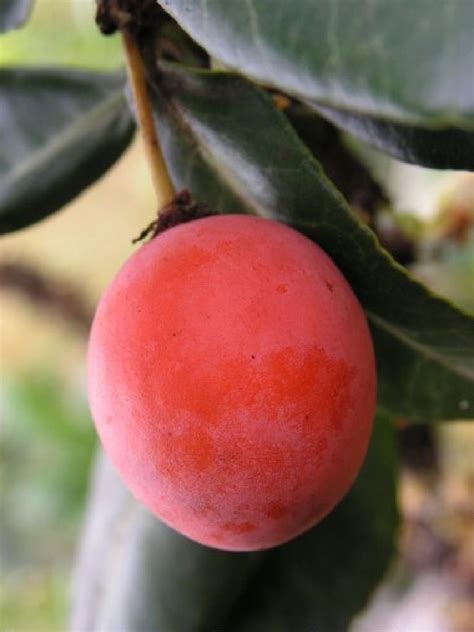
88,215 -> 376,551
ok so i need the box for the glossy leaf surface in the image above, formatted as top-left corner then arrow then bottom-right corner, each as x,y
159,0 -> 474,128
0,68 -> 135,233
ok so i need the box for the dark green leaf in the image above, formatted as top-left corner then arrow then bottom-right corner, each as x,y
71,451 -> 264,632
158,0 -> 474,128
150,65 -> 474,421
286,104 -> 388,218
0,68 -> 135,234
71,417 -> 397,631
314,105 -> 474,171
0,0 -> 33,33
225,415 -> 398,632
158,0 -> 474,169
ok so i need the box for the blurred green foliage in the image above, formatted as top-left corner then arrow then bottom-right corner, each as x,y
0,0 -> 122,69
1,570 -> 66,632
1,370 -> 96,629
1,372 -> 96,542
413,238 -> 474,316
0,3 -> 123,626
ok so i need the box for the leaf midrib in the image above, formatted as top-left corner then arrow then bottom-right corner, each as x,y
159,89 -> 272,218
0,90 -> 126,193
367,310 -> 474,381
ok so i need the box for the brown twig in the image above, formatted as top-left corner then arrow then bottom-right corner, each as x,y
121,26 -> 175,207
0,262 -> 92,333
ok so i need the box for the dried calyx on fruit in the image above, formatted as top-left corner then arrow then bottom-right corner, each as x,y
132,190 -> 211,243
88,214 -> 376,551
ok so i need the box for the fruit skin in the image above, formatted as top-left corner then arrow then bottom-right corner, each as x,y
88,215 -> 376,551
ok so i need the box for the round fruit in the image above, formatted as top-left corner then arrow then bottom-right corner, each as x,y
88,215 -> 376,551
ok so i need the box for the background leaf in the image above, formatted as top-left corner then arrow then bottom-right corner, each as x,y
158,0 -> 474,169
70,417 -> 397,631
0,68 -> 135,234
225,415 -> 398,632
0,0 -> 33,33
149,64 -> 474,422
70,451 -> 264,632
314,105 -> 474,171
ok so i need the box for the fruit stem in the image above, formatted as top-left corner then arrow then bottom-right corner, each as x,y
121,27 -> 175,207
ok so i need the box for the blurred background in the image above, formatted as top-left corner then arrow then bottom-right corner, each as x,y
0,1 -> 473,630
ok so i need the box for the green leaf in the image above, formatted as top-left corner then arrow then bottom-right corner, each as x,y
314,105 -> 474,171
158,1 -> 474,128
71,451 -> 264,632
158,0 -> 474,169
0,68 -> 135,234
286,104 -> 388,217
150,64 -> 474,421
71,417 -> 397,631
0,0 -> 33,33
225,415 -> 398,631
